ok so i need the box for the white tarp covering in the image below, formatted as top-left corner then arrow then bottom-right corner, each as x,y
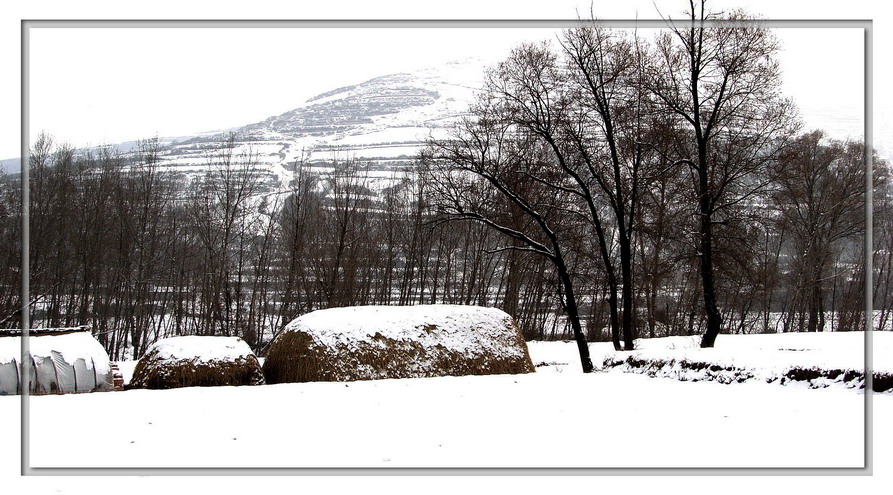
0,331 -> 114,395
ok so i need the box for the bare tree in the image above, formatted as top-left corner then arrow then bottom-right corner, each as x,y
189,133 -> 261,336
559,25 -> 661,350
772,132 -> 868,332
425,99 -> 595,373
0,169 -> 22,327
277,156 -> 320,320
874,157 -> 893,332
647,0 -> 797,347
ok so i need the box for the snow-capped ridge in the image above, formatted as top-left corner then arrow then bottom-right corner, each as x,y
129,57 -> 489,205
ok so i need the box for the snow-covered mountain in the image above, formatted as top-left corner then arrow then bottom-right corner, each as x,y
149,57 -> 488,194
59,54 -> 885,196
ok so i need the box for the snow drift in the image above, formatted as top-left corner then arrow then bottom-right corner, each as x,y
528,332 -> 892,392
262,305 -> 535,383
130,336 -> 264,389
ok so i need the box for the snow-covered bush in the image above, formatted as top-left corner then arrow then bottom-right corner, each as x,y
263,305 -> 535,383
130,336 -> 264,389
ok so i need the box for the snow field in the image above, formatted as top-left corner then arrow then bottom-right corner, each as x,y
2,331 -> 891,494
18,365 -> 865,468
19,371 -> 865,469
532,332 -> 891,390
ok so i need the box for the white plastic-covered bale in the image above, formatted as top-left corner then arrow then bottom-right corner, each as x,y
130,336 -> 265,389
263,305 -> 535,383
0,330 -> 114,395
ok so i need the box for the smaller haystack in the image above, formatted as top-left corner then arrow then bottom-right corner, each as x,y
130,336 -> 265,389
0,327 -> 115,395
263,305 -> 535,384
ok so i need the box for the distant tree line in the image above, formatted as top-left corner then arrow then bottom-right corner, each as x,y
422,2 -> 889,369
0,1 -> 889,365
0,132 -> 578,360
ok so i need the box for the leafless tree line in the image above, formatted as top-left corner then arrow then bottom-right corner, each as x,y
0,132 -> 579,359
423,3 -> 886,368
0,126 -> 885,364
0,2 -> 888,363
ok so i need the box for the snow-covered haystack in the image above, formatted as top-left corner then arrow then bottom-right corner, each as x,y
0,327 -> 114,395
263,305 -> 535,383
130,336 -> 265,389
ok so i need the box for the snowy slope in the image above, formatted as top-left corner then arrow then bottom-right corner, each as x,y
148,57 -> 486,199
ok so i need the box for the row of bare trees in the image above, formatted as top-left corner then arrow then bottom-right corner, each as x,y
0,2 -> 887,365
423,3 -> 884,369
0,125 -> 882,364
0,132 -> 574,359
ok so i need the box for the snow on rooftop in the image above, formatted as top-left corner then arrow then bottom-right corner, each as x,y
0,332 -> 111,375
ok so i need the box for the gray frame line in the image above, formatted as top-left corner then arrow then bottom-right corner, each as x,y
19,17 -> 874,477
20,18 -> 31,479
862,23 -> 874,480
21,19 -> 871,28
863,19 -> 875,479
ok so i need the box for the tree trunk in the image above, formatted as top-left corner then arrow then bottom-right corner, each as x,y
619,235 -> 635,350
556,260 -> 594,373
698,169 -> 723,348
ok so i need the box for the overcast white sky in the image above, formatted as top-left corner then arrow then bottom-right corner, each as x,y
16,25 -> 864,161
24,27 -> 557,153
2,0 -> 889,163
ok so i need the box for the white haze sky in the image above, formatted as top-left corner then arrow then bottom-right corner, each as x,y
2,0 -> 889,163
24,27 -> 555,152
19,26 -> 863,160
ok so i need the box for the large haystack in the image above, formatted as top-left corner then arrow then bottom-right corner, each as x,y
263,305 -> 535,384
130,336 -> 265,389
0,327 -> 115,395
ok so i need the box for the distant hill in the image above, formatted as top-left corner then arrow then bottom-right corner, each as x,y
142,57 -> 487,196
0,158 -> 19,175
10,56 -> 880,191
2,57 -> 488,197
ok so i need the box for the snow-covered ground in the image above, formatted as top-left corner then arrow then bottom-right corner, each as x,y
539,332 -> 891,390
2,331 -> 891,494
21,370 -> 866,468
